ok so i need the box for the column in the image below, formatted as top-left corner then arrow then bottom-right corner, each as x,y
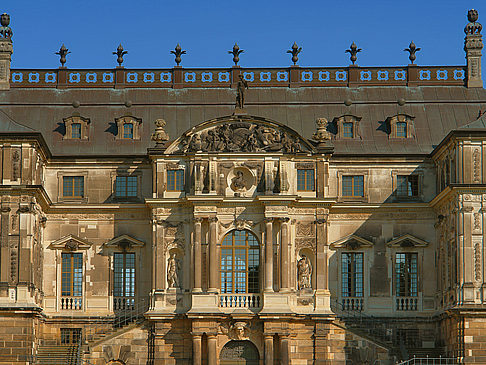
208,217 -> 219,292
280,334 -> 290,365
264,333 -> 274,364
207,334 -> 217,365
193,217 -> 203,292
192,333 -> 202,365
280,218 -> 290,292
264,217 -> 274,292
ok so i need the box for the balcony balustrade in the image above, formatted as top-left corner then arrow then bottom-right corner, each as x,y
60,296 -> 82,310
114,296 -> 135,311
396,296 -> 418,311
218,293 -> 262,309
341,297 -> 364,311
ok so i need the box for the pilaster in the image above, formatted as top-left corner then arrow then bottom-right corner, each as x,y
0,38 -> 12,90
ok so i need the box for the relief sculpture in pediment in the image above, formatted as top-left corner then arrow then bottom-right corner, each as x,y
178,121 -> 307,153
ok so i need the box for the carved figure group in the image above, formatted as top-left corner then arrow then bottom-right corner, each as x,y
465,9 -> 482,34
180,122 -> 304,153
167,253 -> 181,288
151,119 -> 170,145
298,255 -> 312,290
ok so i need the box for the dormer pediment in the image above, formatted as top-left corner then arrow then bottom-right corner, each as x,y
48,234 -> 92,251
330,234 -> 374,250
386,234 -> 428,248
104,234 -> 145,250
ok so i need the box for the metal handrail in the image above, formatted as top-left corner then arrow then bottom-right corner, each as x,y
84,297 -> 149,344
396,356 -> 461,365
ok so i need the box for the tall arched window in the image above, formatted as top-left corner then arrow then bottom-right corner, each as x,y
220,230 -> 260,293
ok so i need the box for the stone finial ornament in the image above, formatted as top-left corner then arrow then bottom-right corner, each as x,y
228,43 -> 244,66
0,13 -> 12,40
55,44 -> 70,67
151,119 -> 169,146
345,42 -> 362,65
287,42 -> 302,65
313,118 -> 331,143
465,9 -> 482,34
170,44 -> 186,66
113,44 -> 128,67
404,41 -> 420,64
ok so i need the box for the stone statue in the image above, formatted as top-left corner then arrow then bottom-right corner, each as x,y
0,13 -> 12,40
236,75 -> 248,109
298,255 -> 312,290
167,253 -> 180,288
151,119 -> 169,146
313,118 -> 332,142
231,170 -> 246,191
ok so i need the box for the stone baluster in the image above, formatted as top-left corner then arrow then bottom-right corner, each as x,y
193,217 -> 203,292
208,217 -> 218,292
264,217 -> 274,292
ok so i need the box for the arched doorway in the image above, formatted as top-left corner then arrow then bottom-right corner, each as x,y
220,230 -> 260,294
220,340 -> 259,365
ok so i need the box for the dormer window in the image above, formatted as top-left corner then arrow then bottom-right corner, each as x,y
386,114 -> 415,139
115,116 -> 142,140
333,115 -> 362,139
123,123 -> 134,139
62,115 -> 90,140
71,123 -> 81,139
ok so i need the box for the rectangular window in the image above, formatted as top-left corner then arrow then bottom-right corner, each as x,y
343,122 -> 354,138
341,253 -> 364,297
396,122 -> 407,138
395,253 -> 418,297
71,123 -> 81,139
60,328 -> 82,344
123,123 -> 134,139
63,176 -> 84,197
114,253 -> 135,298
342,175 -> 364,197
167,169 -> 184,191
115,176 -> 138,198
397,175 -> 419,197
61,253 -> 83,297
297,169 -> 315,191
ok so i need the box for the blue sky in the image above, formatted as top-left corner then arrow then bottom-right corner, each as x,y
4,0 -> 485,69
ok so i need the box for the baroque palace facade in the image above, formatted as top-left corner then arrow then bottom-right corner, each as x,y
0,9 -> 486,365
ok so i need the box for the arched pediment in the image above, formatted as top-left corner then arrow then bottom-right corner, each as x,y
165,115 -> 315,154
386,234 -> 428,248
329,234 -> 374,250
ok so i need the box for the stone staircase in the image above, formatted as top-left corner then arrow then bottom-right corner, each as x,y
331,300 -> 445,362
35,345 -> 78,365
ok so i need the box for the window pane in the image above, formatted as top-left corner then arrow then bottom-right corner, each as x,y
72,123 -> 81,139
396,122 -> 407,138
115,176 -> 127,197
127,176 -> 137,197
167,170 -> 184,191
353,176 -> 364,197
342,176 -> 353,196
219,230 -> 260,294
123,123 -> 134,139
343,122 -> 354,138
114,253 -> 135,297
62,253 -> 82,297
396,253 -> 418,297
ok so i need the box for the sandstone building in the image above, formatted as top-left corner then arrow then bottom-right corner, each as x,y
0,9 -> 485,365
